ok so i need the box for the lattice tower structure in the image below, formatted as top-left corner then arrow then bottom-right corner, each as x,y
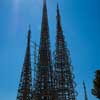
32,0 -> 57,100
54,4 -> 76,100
16,27 -> 32,100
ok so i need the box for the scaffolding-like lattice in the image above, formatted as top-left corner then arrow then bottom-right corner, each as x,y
16,27 -> 32,100
54,4 -> 77,100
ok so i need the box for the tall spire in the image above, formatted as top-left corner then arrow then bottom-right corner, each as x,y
54,3 -> 76,100
41,0 -> 49,34
16,26 -> 32,100
83,81 -> 88,100
56,3 -> 63,33
39,0 -> 50,66
33,0 -> 56,100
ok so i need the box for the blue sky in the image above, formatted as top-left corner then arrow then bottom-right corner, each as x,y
0,0 -> 100,100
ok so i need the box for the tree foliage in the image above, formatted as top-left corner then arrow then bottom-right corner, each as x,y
92,70 -> 100,99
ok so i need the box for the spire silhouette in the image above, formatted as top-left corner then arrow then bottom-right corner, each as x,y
32,0 -> 57,99
54,3 -> 76,100
39,0 -> 50,66
56,3 -> 63,33
16,26 -> 32,100
41,0 -> 49,34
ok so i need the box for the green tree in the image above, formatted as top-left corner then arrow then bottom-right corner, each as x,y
92,70 -> 100,99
